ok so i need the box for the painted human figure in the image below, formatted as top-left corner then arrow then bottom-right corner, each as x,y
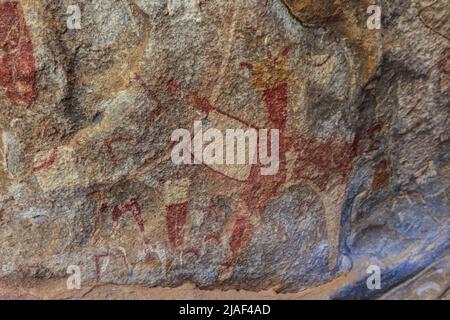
190,45 -> 356,273
163,178 -> 191,249
133,44 -> 357,274
238,46 -> 356,270
0,1 -> 37,106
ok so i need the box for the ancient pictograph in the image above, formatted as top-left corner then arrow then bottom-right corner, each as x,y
0,1 -> 36,106
0,0 -> 447,298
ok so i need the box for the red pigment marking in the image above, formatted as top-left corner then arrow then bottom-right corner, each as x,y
41,125 -> 59,139
263,82 -> 288,131
92,249 -> 129,282
203,233 -> 221,243
418,4 -> 450,42
293,137 -> 355,190
134,43 -> 361,268
32,147 -> 57,172
111,198 -> 145,232
175,47 -> 292,267
188,91 -> 259,129
92,201 -> 108,238
100,202 -> 108,212
135,44 -> 367,270
144,251 -> 157,262
240,62 -> 254,71
306,52 -> 332,67
228,215 -> 252,256
93,253 -> 109,282
281,44 -> 294,57
221,48 -> 293,263
143,250 -> 163,265
221,44 -> 359,267
0,1 -> 37,106
134,76 -> 259,132
188,92 -> 214,113
166,202 -> 188,249
182,247 -> 200,259
38,121 -> 60,139
133,75 -> 162,104
168,78 -> 180,94
438,48 -> 450,74
133,75 -> 167,124
198,0 -> 207,9
104,137 -> 130,164
211,205 -> 225,222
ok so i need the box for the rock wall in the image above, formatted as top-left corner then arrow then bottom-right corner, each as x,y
0,0 -> 448,299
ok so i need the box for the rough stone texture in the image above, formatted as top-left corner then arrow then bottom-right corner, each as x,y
0,0 -> 448,299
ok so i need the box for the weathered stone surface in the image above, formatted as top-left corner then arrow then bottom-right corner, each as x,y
0,0 -> 448,299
